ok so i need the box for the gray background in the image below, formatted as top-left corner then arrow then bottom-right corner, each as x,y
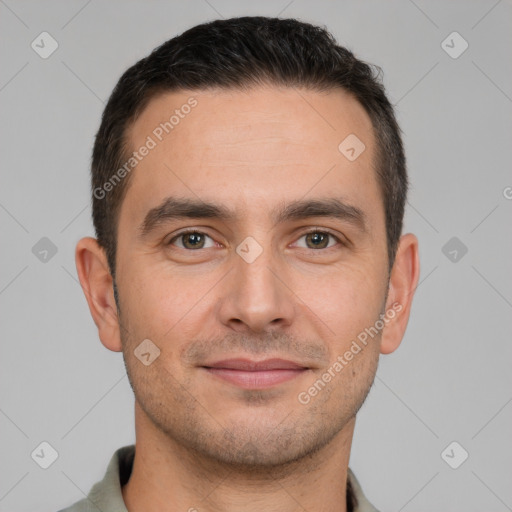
1,1 -> 511,511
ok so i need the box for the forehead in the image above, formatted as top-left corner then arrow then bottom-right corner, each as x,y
120,86 -> 380,226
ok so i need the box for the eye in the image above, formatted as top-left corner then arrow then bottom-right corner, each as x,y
295,230 -> 341,250
168,230 -> 216,250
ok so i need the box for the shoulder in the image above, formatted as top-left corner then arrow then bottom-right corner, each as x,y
56,497 -> 97,512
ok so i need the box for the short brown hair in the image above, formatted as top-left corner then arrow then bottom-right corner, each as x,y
91,16 -> 407,279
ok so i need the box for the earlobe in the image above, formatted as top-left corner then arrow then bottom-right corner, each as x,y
75,237 -> 123,352
380,233 -> 420,355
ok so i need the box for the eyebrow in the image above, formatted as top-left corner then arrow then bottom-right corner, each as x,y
137,196 -> 367,239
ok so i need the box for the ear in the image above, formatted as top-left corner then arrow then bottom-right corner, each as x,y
380,233 -> 420,355
75,237 -> 122,352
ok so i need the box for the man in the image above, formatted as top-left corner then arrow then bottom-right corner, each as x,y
63,16 -> 419,512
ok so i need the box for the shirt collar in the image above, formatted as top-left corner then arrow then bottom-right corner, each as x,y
72,444 -> 379,512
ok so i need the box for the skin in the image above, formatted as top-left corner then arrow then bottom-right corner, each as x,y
76,86 -> 420,512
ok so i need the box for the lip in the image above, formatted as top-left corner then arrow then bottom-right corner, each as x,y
202,358 -> 308,389
204,358 -> 306,371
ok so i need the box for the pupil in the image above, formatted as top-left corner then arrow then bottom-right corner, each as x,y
185,233 -> 203,248
308,232 -> 328,248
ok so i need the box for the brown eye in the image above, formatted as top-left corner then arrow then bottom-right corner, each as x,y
169,231 -> 215,250
295,231 -> 340,250
305,232 -> 329,249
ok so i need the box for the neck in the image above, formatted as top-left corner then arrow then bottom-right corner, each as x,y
122,401 -> 355,512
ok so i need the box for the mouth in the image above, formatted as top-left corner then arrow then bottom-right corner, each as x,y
201,358 -> 309,389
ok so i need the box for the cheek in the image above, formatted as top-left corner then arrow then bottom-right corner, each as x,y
120,262 -> 216,343
297,263 -> 386,355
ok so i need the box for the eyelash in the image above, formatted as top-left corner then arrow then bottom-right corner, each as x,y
167,228 -> 344,250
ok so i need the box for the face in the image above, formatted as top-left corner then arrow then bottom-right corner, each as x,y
112,86 -> 391,467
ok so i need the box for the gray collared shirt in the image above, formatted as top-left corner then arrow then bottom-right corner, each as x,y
58,444 -> 379,512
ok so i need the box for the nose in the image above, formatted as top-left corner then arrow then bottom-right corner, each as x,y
216,247 -> 295,334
